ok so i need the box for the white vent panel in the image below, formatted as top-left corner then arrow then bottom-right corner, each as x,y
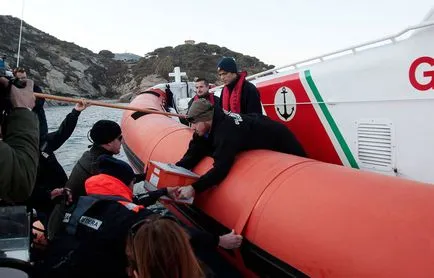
356,120 -> 394,172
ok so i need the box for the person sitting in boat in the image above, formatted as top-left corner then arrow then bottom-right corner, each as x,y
14,67 -> 45,104
35,155 -> 157,278
25,97 -> 89,227
38,155 -> 241,278
175,99 -> 306,199
46,120 -> 156,238
125,215 -> 205,278
65,119 -> 125,200
187,78 -> 220,113
0,78 -> 39,202
180,78 -> 220,125
217,57 -> 262,115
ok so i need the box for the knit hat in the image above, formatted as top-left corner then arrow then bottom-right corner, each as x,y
217,57 -> 238,73
97,155 -> 135,186
186,99 -> 214,123
89,120 -> 122,145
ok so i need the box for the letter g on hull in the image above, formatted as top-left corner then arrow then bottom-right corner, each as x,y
409,56 -> 434,91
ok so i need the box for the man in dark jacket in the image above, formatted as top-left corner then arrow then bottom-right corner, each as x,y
36,155 -> 155,278
175,99 -> 306,199
38,155 -> 242,278
0,78 -> 39,202
47,120 -> 124,239
217,57 -> 262,115
66,119 -> 124,200
27,99 -> 89,224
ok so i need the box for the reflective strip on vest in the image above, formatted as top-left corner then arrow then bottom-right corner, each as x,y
118,201 -> 142,212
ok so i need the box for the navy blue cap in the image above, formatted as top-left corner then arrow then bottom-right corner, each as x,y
217,57 -> 238,73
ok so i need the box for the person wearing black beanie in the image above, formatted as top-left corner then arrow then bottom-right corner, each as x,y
64,119 -> 123,200
88,120 -> 123,152
217,57 -> 262,115
39,153 -> 242,278
47,119 -> 123,239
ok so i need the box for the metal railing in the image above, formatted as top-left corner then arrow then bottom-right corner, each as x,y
210,20 -> 434,92
246,20 -> 434,82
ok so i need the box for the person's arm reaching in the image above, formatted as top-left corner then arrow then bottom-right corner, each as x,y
177,137 -> 239,199
175,133 -> 208,170
44,101 -> 89,152
188,227 -> 243,250
133,188 -> 167,207
191,140 -> 238,193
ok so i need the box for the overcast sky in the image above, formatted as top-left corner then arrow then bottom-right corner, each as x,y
2,0 -> 433,66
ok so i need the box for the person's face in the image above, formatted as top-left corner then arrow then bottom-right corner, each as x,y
195,81 -> 209,97
15,71 -> 27,80
105,134 -> 122,154
191,121 -> 210,137
218,70 -> 237,86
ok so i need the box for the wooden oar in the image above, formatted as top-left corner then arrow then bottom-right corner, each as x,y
33,92 -> 186,118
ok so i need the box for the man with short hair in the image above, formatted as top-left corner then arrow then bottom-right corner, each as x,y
175,99 -> 306,199
187,78 -> 220,112
217,57 -> 262,114
14,68 -> 43,93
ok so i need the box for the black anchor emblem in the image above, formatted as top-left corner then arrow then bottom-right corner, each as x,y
276,87 -> 295,120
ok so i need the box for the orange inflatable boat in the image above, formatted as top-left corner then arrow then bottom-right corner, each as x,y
122,90 -> 434,278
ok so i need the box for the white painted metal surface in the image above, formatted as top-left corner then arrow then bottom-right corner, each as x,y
160,8 -> 434,184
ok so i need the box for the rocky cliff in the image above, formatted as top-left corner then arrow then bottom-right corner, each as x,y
0,15 -> 273,100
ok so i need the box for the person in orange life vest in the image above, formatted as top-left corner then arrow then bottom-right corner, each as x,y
187,78 -> 220,112
48,120 -> 141,239
36,155 -> 155,278
217,57 -> 262,115
175,99 -> 306,199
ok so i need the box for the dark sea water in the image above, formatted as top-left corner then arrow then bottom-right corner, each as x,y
45,103 -> 127,175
